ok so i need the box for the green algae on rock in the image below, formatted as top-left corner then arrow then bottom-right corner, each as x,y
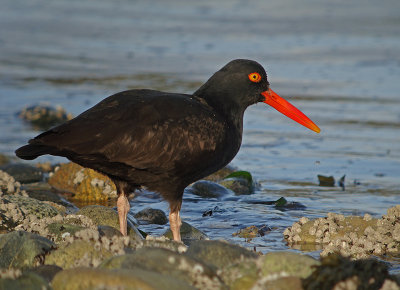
232,225 -> 271,241
0,231 -> 55,269
48,162 -> 117,201
100,247 -> 225,289
52,267 -> 195,290
185,240 -> 258,270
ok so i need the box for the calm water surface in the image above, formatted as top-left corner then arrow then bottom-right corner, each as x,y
1,0 -> 399,272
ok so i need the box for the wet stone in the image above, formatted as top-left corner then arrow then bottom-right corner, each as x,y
164,221 -> 208,245
219,177 -> 253,195
232,225 -> 271,240
0,154 -> 10,166
203,166 -> 236,182
0,231 -> 55,269
17,104 -> 72,130
318,175 -> 335,187
134,207 -> 168,225
0,164 -> 43,184
187,180 -> 232,199
185,240 -> 258,269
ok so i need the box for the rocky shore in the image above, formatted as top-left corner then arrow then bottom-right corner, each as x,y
0,155 -> 399,289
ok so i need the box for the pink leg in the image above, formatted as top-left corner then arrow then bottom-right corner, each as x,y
117,194 -> 130,236
169,210 -> 182,242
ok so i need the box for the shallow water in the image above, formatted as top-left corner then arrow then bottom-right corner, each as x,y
1,0 -> 400,272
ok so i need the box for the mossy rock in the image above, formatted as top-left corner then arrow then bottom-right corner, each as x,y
45,239 -> 114,269
221,259 -> 259,290
100,247 -> 225,289
46,222 -> 87,242
52,267 -> 194,290
203,166 -> 236,182
76,205 -> 143,242
0,231 -> 55,269
48,162 -> 117,201
258,252 -> 320,279
185,240 -> 258,269
134,207 -> 168,225
0,271 -> 50,290
219,177 -> 254,195
1,195 -> 59,219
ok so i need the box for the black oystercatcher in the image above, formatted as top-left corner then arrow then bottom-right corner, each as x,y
16,59 -> 320,241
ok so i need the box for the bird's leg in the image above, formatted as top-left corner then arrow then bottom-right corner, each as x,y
117,193 -> 130,236
169,209 -> 182,242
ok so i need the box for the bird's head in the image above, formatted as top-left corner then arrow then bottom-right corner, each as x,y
194,59 -> 320,133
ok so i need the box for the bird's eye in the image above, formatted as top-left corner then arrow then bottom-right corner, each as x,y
248,72 -> 262,83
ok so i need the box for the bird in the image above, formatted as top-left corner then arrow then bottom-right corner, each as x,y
15,59 -> 320,242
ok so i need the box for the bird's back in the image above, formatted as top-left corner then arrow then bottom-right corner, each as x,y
17,89 -> 242,197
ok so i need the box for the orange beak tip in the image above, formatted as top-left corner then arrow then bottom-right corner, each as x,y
262,89 -> 321,134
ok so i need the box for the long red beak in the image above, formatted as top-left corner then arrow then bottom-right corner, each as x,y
262,89 -> 320,133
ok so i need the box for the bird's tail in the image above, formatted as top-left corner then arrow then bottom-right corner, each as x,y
15,144 -> 51,160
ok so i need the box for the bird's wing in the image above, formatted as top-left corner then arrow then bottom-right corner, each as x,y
33,90 -> 227,173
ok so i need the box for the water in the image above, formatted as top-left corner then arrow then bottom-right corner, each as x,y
1,0 -> 400,272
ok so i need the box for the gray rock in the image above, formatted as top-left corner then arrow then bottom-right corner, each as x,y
0,164 -> 43,184
185,240 -> 258,269
76,205 -> 143,242
219,177 -> 254,195
187,180 -> 231,199
18,104 -> 72,130
52,267 -> 195,290
100,247 -> 225,289
258,251 -> 320,279
134,207 -> 168,225
164,221 -> 208,245
0,271 -> 50,290
25,264 -> 63,283
0,231 -> 55,269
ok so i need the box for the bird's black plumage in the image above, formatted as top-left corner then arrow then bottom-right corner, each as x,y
17,59 -> 313,240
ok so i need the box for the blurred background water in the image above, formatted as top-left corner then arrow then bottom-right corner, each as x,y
1,0 -> 399,271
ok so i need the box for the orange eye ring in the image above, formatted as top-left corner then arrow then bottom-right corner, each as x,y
248,72 -> 262,83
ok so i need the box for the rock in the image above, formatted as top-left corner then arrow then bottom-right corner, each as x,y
52,267 -> 194,290
98,225 -> 123,238
0,231 -> 55,269
0,195 -> 60,231
134,207 -> 168,225
203,166 -> 236,182
141,235 -> 188,254
0,271 -> 50,290
257,252 -> 319,279
257,276 -> 303,290
76,205 -> 143,242
185,240 -> 258,269
220,259 -> 259,290
0,154 -> 10,166
26,265 -> 63,283
46,222 -> 87,241
219,177 -> 253,195
100,247 -> 225,289
285,206 -> 400,259
48,162 -> 117,201
0,164 -> 43,184
232,225 -> 271,240
18,104 -> 72,130
164,221 -> 208,245
23,182 -> 78,214
0,169 -> 28,196
45,239 -> 115,269
317,175 -> 335,186
303,254 -> 399,290
187,180 -> 231,199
